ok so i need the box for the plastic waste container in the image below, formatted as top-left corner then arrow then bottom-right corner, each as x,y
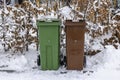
37,19 -> 60,70
65,20 -> 86,70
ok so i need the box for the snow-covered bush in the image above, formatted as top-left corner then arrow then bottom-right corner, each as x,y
0,0 -> 119,56
0,1 -> 38,53
84,0 -> 120,55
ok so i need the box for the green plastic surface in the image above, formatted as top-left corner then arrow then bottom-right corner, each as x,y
37,20 -> 60,70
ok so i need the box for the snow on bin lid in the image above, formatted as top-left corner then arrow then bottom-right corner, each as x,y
37,19 -> 60,26
37,18 -> 60,22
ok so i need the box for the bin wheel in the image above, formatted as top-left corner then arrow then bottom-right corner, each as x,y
60,55 -> 66,67
83,56 -> 86,68
63,56 -> 67,67
60,54 -> 63,66
37,55 -> 40,66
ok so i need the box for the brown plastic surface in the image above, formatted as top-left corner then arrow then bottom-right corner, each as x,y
65,20 -> 86,70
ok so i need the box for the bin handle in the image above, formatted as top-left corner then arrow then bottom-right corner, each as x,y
45,19 -> 52,22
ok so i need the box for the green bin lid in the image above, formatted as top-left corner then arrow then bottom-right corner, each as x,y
37,19 -> 60,22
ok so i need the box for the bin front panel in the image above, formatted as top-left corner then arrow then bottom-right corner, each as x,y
65,20 -> 85,70
37,21 -> 60,70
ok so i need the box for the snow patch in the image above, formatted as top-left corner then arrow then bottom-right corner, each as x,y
8,55 -> 28,71
59,6 -> 72,20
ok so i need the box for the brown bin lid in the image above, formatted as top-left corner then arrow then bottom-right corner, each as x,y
65,20 -> 86,27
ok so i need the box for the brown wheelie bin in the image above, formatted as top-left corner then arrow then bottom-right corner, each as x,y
65,20 -> 86,70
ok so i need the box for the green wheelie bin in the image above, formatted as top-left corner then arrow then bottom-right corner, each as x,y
37,19 -> 60,70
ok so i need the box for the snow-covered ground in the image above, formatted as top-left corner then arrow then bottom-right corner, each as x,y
0,44 -> 120,80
